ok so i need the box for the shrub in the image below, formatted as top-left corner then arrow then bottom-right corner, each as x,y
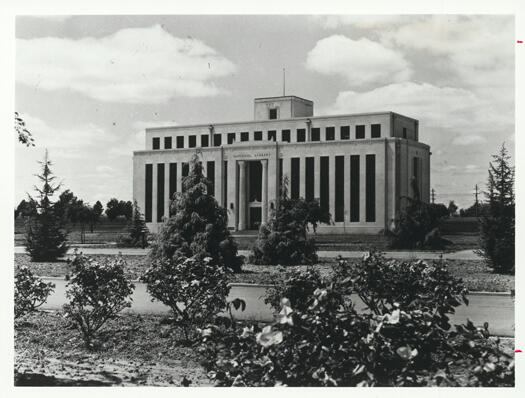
200,254 -> 514,386
250,179 -> 330,265
389,197 -> 448,250
63,253 -> 135,348
149,154 -> 242,272
14,266 -> 55,318
142,256 -> 231,342
477,144 -> 515,274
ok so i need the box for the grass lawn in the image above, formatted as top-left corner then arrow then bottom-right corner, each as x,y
15,253 -> 514,293
15,311 -> 210,386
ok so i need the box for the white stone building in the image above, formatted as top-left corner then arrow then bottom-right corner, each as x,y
133,95 -> 430,234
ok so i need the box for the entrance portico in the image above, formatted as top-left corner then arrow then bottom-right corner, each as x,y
236,158 -> 269,231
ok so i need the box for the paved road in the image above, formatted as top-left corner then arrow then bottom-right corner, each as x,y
41,278 -> 513,337
14,246 -> 482,260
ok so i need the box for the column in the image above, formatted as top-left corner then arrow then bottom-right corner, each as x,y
176,161 -> 183,193
299,156 -> 305,198
261,159 -> 268,224
238,160 -> 247,231
314,156 -> 320,201
344,156 -> 351,223
152,163 -> 158,227
329,155 -> 336,222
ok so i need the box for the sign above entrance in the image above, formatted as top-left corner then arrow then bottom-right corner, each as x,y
230,152 -> 272,159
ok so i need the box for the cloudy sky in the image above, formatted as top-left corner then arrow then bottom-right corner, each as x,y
15,15 -> 514,209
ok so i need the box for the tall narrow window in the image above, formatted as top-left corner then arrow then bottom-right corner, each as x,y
402,127 -> 407,139
326,127 -> 335,141
157,163 -> 164,222
340,126 -> 350,140
412,157 -> 421,200
145,164 -> 152,222
281,129 -> 291,143
335,156 -> 344,222
169,163 -> 177,202
268,130 -> 276,141
223,161 -> 228,208
164,137 -> 172,149
356,125 -> 365,139
176,136 -> 184,148
188,135 -> 197,147
207,161 -> 215,196
371,124 -> 381,138
213,134 -> 222,147
320,156 -> 329,212
366,154 -> 376,222
181,162 -> 189,193
227,133 -> 236,144
152,137 -> 160,150
201,135 -> 209,147
291,158 -> 300,199
311,128 -> 320,142
240,132 -> 249,142
305,157 -> 314,202
297,128 -> 306,142
254,131 -> 263,141
350,155 -> 360,222
269,108 -> 277,119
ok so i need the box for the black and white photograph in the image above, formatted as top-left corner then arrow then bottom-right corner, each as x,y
2,0 -> 523,393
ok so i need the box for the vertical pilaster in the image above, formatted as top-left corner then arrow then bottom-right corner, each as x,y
262,159 -> 268,224
227,158 -> 237,230
344,156 -> 351,223
329,155 -> 336,221
238,160 -> 247,231
314,156 -> 320,201
164,162 -> 170,219
176,161 -> 183,193
152,162 -> 158,228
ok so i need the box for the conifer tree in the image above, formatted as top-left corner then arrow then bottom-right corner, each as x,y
24,150 -> 68,261
118,201 -> 149,248
149,154 -> 242,272
478,144 -> 515,274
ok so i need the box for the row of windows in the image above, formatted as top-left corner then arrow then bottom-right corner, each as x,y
145,155 -> 377,224
145,161 -> 215,222
151,124 -> 383,150
281,155 -> 376,223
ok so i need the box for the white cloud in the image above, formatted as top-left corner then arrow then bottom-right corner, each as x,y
314,15 -> 415,30
452,135 -> 487,146
305,35 -> 411,88
325,81 -> 510,135
17,24 -> 236,103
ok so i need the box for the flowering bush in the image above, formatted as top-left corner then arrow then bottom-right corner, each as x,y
14,266 -> 55,318
63,253 -> 135,348
200,254 -> 514,386
142,256 -> 231,341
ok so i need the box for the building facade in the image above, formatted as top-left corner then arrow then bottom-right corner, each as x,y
133,95 -> 430,234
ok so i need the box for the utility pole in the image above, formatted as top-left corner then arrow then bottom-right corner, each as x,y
475,184 -> 479,217
431,188 -> 435,204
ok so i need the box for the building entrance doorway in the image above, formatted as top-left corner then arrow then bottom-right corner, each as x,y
247,161 -> 262,230
249,207 -> 262,230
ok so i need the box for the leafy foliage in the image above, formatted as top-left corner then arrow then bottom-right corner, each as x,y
15,199 -> 38,219
149,154 -> 242,272
250,179 -> 330,265
389,197 -> 449,249
15,112 -> 35,146
200,253 -> 514,387
477,144 -> 515,274
14,266 -> 55,318
141,256 -> 231,342
105,198 -> 133,221
63,252 -> 135,348
117,201 -> 149,248
24,150 -> 68,261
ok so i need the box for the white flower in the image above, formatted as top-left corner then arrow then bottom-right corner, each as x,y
276,304 -> 294,326
396,346 -> 418,360
256,326 -> 283,347
384,309 -> 400,324
240,326 -> 254,338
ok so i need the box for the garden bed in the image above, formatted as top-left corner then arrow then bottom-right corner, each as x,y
15,253 -> 514,292
15,311 -> 210,386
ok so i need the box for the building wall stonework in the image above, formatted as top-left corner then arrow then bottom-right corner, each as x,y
133,96 -> 430,234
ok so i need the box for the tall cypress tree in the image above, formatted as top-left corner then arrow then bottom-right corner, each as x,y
477,144 -> 515,274
25,150 -> 68,261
